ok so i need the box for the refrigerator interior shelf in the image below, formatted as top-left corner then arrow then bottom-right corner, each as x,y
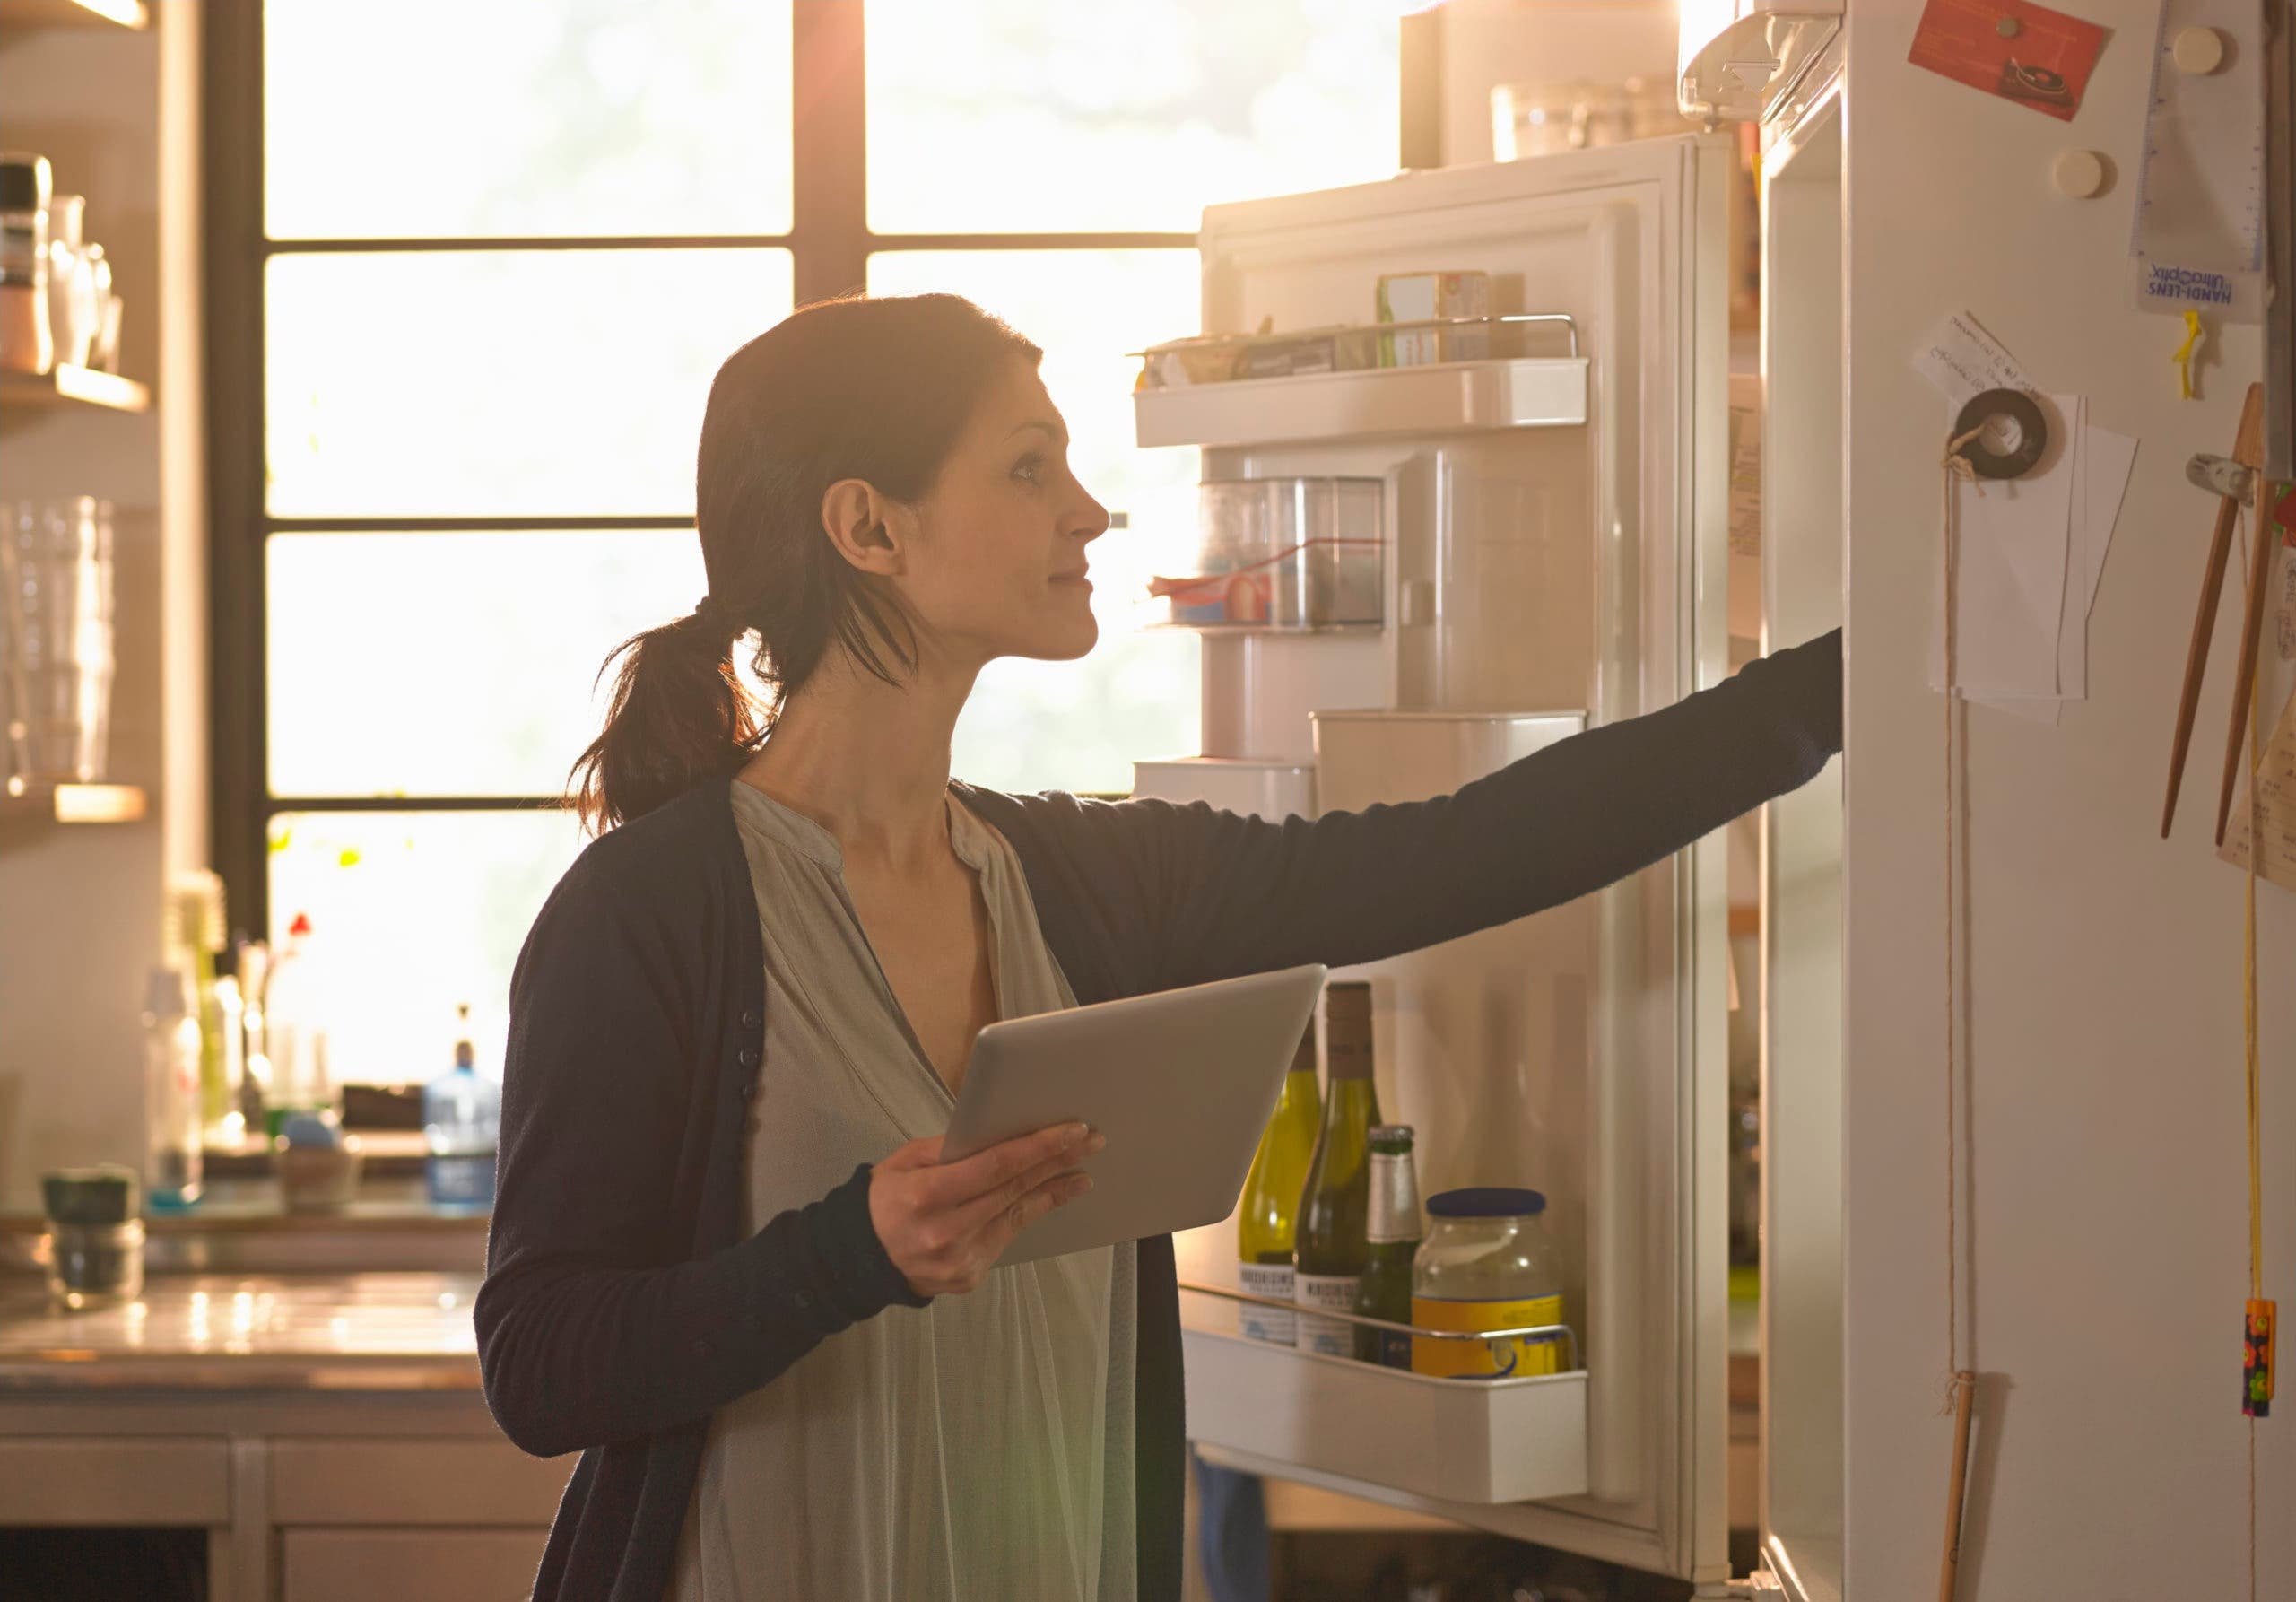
1180,1319 -> 1590,1506
1134,357 -> 1590,449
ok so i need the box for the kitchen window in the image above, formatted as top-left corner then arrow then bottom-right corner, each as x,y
209,0 -> 1401,1084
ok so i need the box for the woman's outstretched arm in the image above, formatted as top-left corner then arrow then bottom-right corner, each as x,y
1008,629 -> 1840,994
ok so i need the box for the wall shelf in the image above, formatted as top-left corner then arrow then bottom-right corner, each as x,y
0,0 -> 150,31
1,782 -> 147,824
0,365 -> 151,413
1134,356 -> 1588,449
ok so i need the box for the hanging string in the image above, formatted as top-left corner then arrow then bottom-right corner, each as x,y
2245,497 -> 2263,1310
2239,499 -> 2260,1602
1937,426 -> 1983,1602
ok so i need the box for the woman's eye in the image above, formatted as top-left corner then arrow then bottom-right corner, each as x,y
1013,455 -> 1044,485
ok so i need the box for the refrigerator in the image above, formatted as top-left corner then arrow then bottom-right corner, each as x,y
1131,8 -> 1850,1596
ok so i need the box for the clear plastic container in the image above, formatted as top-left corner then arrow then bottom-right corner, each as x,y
1410,1187 -> 1570,1379
1151,477 -> 1383,630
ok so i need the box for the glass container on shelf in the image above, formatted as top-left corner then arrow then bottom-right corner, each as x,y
46,192 -> 99,371
0,153 -> 53,377
1150,477 -> 1383,631
1,497 -> 117,788
1412,1187 -> 1570,1379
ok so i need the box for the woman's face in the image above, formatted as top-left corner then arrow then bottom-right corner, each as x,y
883,354 -> 1110,667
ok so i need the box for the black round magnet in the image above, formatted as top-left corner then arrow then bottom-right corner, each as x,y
1952,387 -> 2048,480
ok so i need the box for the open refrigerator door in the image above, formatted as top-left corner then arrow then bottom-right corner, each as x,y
1131,133 -> 1741,1582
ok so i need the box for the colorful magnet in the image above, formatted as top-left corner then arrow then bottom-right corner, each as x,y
2245,1298 -> 2276,1417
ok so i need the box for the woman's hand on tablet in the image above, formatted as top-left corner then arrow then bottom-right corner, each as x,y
869,1123 -> 1105,1296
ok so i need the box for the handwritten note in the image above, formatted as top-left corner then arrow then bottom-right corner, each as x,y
1914,311 -> 2037,407
2219,683 -> 2296,892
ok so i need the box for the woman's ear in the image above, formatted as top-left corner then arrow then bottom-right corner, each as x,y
820,478 -> 914,579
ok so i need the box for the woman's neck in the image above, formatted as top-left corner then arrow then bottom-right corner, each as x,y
738,648 -> 976,870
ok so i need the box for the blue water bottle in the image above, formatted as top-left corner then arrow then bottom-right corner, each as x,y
422,1005 -> 498,1210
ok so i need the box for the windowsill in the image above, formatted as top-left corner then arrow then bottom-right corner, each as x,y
202,1127 -> 436,1181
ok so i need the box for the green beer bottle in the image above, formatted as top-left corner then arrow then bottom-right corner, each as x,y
1354,1125 -> 1422,1365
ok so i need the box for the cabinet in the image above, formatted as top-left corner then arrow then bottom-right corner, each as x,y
0,1397 -> 574,1602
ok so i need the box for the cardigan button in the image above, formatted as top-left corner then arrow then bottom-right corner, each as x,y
737,1045 -> 760,1068
737,1082 -> 756,1101
742,1312 -> 763,1334
691,1337 -> 714,1359
792,1290 -> 813,1311
740,1009 -> 761,1031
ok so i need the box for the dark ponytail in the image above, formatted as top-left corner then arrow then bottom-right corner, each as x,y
570,294 -> 1041,832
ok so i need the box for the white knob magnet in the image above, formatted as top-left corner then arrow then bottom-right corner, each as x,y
2052,149 -> 2106,198
2173,26 -> 2225,74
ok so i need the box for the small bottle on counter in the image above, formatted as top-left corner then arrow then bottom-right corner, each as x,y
210,950 -> 248,1148
424,1004 -> 499,1210
142,968 -> 204,1211
235,936 -> 272,1135
0,152 -> 54,376
40,1166 -> 144,1310
261,912 -> 332,1133
1354,1124 -> 1422,1366
169,870 -> 235,1139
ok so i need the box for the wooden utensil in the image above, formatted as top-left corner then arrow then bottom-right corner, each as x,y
2161,383 -> 2264,838
2214,385 -> 2272,845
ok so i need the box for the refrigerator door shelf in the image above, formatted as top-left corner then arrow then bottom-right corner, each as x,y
1131,757 -> 1314,822
1181,1322 -> 1590,1506
1134,357 -> 1589,450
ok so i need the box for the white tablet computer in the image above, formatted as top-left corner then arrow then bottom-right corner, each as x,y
941,962 -> 1327,1266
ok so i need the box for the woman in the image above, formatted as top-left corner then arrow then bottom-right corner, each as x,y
476,293 -> 1841,1602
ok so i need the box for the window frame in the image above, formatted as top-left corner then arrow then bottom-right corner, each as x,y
203,0 -> 1193,936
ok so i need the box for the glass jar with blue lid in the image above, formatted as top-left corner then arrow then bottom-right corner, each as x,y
1410,1187 -> 1569,1379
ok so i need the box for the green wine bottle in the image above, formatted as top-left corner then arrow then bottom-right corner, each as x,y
1236,1026 -> 1320,1344
1293,981 -> 1379,1357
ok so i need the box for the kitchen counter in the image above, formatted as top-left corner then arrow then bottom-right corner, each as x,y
0,1272 -> 566,1602
0,1271 -> 483,1391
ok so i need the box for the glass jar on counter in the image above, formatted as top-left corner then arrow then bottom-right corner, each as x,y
40,1166 -> 144,1310
1410,1187 -> 1569,1380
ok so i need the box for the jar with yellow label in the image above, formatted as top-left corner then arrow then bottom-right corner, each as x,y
1411,1187 -> 1568,1380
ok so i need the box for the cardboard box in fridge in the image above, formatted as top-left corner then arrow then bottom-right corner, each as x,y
1377,271 -> 1492,365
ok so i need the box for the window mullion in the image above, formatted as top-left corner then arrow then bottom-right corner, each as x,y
791,0 -> 868,303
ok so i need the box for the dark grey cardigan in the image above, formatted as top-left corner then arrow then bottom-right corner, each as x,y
475,628 -> 1842,1601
